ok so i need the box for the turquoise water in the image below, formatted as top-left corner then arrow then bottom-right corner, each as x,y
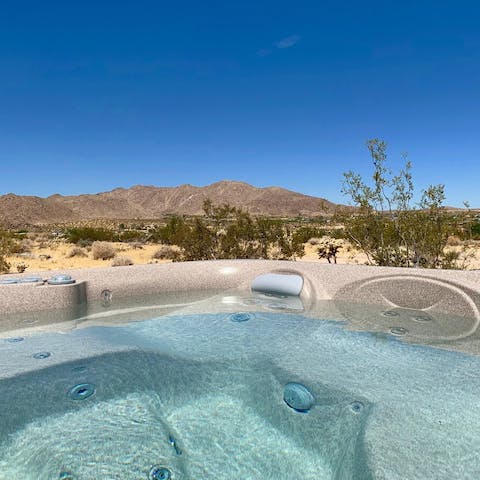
0,310 -> 479,479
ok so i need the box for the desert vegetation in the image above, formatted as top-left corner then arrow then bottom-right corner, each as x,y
339,139 -> 478,269
149,200 -> 304,261
91,241 -> 116,261
1,140 -> 480,274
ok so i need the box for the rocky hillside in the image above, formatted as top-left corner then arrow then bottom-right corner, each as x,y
0,181 -> 337,225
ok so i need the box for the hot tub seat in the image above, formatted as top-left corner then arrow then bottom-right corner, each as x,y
0,349 -> 372,480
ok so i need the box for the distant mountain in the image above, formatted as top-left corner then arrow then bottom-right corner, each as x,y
0,181 -> 338,226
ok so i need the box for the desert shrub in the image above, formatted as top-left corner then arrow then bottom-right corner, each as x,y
149,216 -> 191,245
16,263 -> 28,273
8,238 -> 34,254
341,139 -> 456,268
118,230 -> 147,243
0,257 -> 10,273
329,227 -> 347,239
293,226 -> 328,244
0,230 -> 14,273
179,218 -> 217,261
472,222 -> 480,239
446,235 -> 462,247
111,256 -> 133,266
22,239 -> 34,252
152,245 -> 181,260
317,236 -> 343,264
8,239 -> 25,254
67,246 -> 88,258
66,227 -> 116,245
167,201 -> 304,261
92,241 -> 116,260
37,238 -> 51,248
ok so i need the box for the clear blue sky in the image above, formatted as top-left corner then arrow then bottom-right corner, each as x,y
1,1 -> 479,206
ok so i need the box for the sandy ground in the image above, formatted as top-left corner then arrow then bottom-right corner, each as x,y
4,239 -> 480,275
5,242 -> 170,274
300,241 -> 370,265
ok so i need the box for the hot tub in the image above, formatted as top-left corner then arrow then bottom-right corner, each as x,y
1,260 -> 480,479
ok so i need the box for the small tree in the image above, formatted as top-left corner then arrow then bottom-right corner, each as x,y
149,216 -> 191,245
317,237 -> 342,264
463,201 -> 472,241
0,229 -> 14,273
340,139 -> 457,269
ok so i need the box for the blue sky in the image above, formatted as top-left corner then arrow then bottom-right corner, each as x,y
0,1 -> 479,206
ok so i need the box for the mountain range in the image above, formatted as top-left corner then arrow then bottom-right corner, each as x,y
0,181 -> 337,226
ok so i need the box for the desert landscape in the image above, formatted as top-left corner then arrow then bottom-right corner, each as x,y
2,181 -> 480,275
4,235 -> 480,275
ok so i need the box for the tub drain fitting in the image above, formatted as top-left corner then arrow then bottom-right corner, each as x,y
149,465 -> 172,480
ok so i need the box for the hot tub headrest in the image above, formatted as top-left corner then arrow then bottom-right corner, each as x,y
251,273 -> 304,297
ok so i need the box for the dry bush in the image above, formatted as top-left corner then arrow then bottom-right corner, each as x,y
308,237 -> 322,246
267,245 -> 283,260
111,256 -> 133,267
67,246 -> 87,258
20,239 -> 34,253
92,241 -> 116,260
76,239 -> 92,248
9,238 -> 34,254
152,245 -> 181,260
37,240 -> 51,249
446,235 -> 462,247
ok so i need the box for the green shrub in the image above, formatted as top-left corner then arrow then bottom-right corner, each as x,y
149,216 -> 191,245
16,262 -> 28,273
341,139 -> 457,268
166,201 -> 304,261
293,226 -> 328,244
66,227 -> 116,244
118,230 -> 147,243
0,230 -> 14,273
472,222 -> 480,239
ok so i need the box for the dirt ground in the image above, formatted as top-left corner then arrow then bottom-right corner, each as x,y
5,242 -> 170,274
4,239 -> 480,275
